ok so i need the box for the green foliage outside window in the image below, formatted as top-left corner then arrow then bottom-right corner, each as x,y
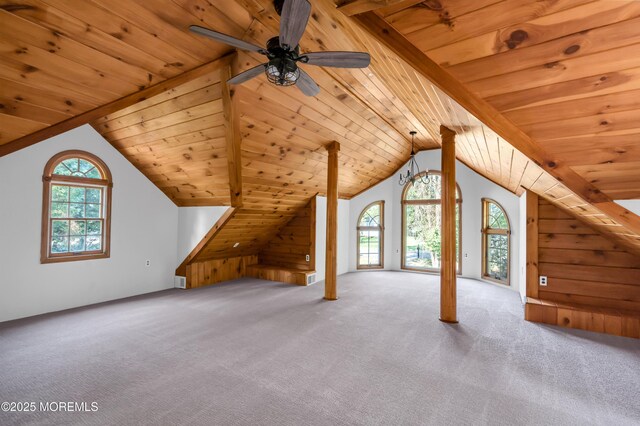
403,173 -> 460,271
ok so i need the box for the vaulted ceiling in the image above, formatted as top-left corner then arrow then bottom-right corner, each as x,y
1,0 -> 639,259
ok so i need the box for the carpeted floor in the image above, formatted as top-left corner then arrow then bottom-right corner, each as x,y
1,271 -> 639,426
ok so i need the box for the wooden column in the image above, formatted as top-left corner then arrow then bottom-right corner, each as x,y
440,125 -> 457,323
220,54 -> 243,207
526,191 -> 539,299
324,141 -> 340,301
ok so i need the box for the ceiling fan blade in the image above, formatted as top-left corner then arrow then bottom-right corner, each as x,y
189,25 -> 265,54
228,63 -> 267,85
279,0 -> 311,50
303,51 -> 371,69
296,68 -> 320,97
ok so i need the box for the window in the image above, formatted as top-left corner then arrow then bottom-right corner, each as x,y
41,151 -> 112,263
357,201 -> 384,269
482,199 -> 510,285
402,171 -> 461,273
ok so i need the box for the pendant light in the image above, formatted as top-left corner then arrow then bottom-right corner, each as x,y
399,131 -> 429,186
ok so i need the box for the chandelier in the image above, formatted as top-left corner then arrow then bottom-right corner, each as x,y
399,131 -> 429,186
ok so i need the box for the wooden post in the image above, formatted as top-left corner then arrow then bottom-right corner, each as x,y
440,125 -> 457,323
324,141 -> 340,300
220,54 -> 243,207
526,191 -> 539,299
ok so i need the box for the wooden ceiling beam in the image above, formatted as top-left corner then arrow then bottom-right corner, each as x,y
175,207 -> 237,276
350,11 -> 610,205
337,0 -> 410,16
0,53 -> 234,158
593,202 -> 640,237
220,53 -> 244,208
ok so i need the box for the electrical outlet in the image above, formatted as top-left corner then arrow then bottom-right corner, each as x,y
464,253 -> 468,258
305,254 -> 310,262
539,276 -> 548,286
145,260 -> 151,267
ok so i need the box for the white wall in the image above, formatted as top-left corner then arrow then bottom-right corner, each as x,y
314,196 -> 350,283
349,149 -> 523,294
177,207 -> 228,265
518,193 -> 528,303
0,125 -> 179,322
615,200 -> 640,216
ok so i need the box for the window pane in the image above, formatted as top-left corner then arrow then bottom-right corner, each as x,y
456,204 -> 460,269
87,220 -> 102,235
86,236 -> 102,251
53,163 -> 72,176
79,159 -> 94,174
70,220 -> 86,236
404,204 -> 460,271
69,187 -> 85,203
53,158 -> 102,179
52,220 -> 69,236
486,234 -> 508,281
77,159 -> 101,179
405,174 -> 440,201
52,185 -> 69,202
70,203 -> 85,218
359,229 -> 380,266
85,204 -> 101,218
405,204 -> 439,269
359,204 -> 380,227
86,188 -> 102,203
488,202 -> 508,230
86,168 -> 101,179
70,236 -> 86,252
51,236 -> 69,253
62,159 -> 79,174
51,202 -> 68,218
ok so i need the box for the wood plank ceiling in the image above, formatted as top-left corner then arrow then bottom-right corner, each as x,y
371,0 -> 640,201
1,0 -> 639,259
338,0 -> 640,253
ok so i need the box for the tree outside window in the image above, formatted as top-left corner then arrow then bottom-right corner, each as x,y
402,172 -> 461,273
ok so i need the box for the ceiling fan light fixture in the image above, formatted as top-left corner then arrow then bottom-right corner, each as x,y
264,36 -> 300,86
266,59 -> 300,86
189,0 -> 371,96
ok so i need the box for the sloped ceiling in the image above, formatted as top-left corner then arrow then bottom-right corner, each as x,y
1,0 -> 639,259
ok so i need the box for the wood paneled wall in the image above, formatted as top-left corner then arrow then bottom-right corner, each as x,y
186,255 -> 258,289
536,200 -> 640,312
526,199 -> 640,338
258,199 -> 316,271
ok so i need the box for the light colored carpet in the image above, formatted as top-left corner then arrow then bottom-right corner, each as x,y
1,271 -> 639,426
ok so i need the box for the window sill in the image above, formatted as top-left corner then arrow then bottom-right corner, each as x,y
41,253 -> 110,264
357,265 -> 384,270
481,275 -> 509,286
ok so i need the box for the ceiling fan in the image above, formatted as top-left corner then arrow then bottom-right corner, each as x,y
189,0 -> 371,97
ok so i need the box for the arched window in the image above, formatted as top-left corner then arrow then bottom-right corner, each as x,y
41,151 -> 112,263
482,199 -> 510,285
357,201 -> 384,269
402,171 -> 461,273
